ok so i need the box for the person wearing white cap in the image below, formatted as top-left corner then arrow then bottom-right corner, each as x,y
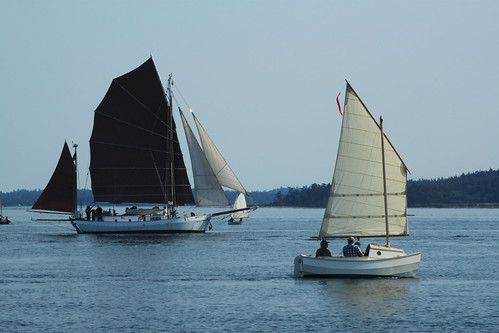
343,237 -> 364,257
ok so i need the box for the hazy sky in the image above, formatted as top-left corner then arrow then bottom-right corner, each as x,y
1,0 -> 498,192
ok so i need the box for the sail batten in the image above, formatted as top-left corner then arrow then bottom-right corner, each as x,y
93,112 -> 169,138
319,82 -> 409,238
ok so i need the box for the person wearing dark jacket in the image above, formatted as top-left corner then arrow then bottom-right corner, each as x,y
316,239 -> 332,257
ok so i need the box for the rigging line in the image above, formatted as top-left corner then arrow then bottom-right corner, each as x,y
150,152 -> 168,203
90,140 -> 168,154
81,170 -> 91,204
112,80 -> 168,127
90,140 -> 186,158
172,83 -> 192,111
93,111 -> 168,140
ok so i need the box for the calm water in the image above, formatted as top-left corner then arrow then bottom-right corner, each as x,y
0,207 -> 497,332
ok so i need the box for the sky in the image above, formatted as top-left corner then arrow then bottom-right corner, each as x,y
1,0 -> 498,193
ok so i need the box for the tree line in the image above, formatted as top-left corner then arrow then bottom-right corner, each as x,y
271,169 -> 499,208
2,169 -> 499,207
0,188 -> 280,207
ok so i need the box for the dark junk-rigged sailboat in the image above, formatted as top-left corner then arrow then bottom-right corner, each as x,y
294,82 -> 421,278
33,58 -> 249,233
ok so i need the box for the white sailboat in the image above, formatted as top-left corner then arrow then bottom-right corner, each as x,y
32,57 -> 244,234
179,108 -> 253,223
179,110 -> 229,207
294,81 -> 421,278
191,112 -> 248,197
228,193 -> 249,224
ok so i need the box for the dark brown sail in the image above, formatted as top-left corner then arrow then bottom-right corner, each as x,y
32,142 -> 77,213
89,57 -> 194,205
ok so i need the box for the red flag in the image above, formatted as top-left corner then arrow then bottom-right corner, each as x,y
336,91 -> 343,116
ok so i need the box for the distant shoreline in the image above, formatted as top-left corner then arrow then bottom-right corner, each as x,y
8,201 -> 499,210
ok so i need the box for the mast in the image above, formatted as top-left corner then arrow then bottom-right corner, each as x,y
72,143 -> 78,215
168,74 -> 176,208
380,116 -> 390,247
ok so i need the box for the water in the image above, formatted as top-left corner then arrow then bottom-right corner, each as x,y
0,207 -> 498,332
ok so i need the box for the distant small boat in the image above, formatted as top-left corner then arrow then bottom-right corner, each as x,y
0,199 -> 11,224
32,57 -> 249,234
228,193 -> 249,225
294,81 -> 421,278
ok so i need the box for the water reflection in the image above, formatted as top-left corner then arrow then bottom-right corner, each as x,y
320,278 -> 419,316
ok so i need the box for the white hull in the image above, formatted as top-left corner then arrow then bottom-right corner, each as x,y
294,250 -> 421,278
71,214 -> 211,234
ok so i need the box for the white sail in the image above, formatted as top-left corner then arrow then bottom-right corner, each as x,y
179,110 -> 229,206
319,83 -> 409,238
192,113 -> 248,195
231,193 -> 249,219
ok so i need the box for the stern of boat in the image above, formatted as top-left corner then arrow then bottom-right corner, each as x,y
294,255 -> 306,278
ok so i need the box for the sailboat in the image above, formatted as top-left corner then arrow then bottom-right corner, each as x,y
228,193 -> 249,225
294,81 -> 421,278
179,108 -> 253,220
0,199 -> 12,224
32,141 -> 77,216
32,57 -> 246,234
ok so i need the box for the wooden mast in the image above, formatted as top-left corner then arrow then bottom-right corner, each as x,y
168,74 -> 176,211
72,143 -> 78,216
380,116 -> 390,247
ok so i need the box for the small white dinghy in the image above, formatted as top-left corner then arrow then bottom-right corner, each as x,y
294,81 -> 421,278
228,193 -> 249,225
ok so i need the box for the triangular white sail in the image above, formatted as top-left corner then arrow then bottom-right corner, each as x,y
231,193 -> 249,219
319,82 -> 409,238
192,112 -> 248,195
179,110 -> 229,206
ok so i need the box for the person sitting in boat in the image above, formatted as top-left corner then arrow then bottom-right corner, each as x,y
96,206 -> 103,221
343,237 -> 364,257
354,241 -> 365,256
315,239 -> 332,257
85,205 -> 92,220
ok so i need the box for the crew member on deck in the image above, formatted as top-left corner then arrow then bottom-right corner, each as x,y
316,239 -> 332,257
343,237 -> 364,257
354,241 -> 365,256
85,205 -> 92,220
96,206 -> 103,221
